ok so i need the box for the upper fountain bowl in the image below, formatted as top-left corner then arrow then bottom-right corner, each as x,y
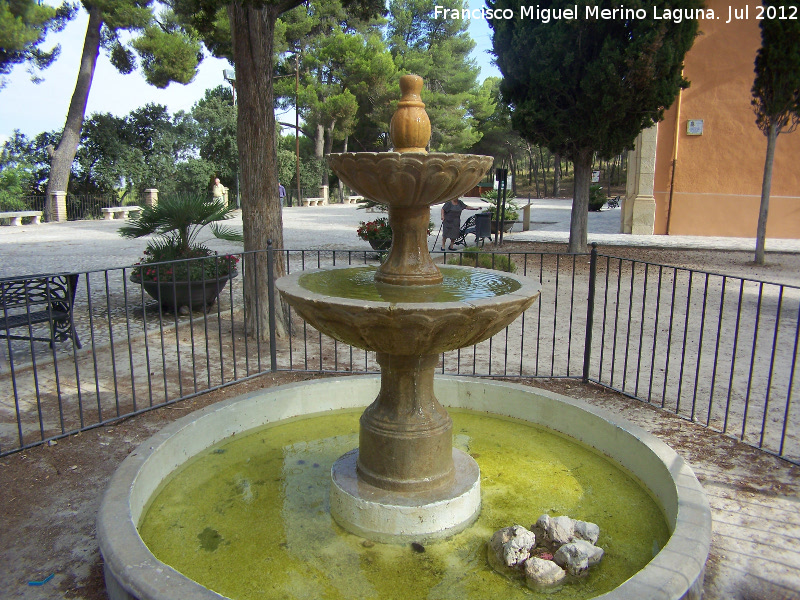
328,152 -> 494,209
276,265 -> 541,356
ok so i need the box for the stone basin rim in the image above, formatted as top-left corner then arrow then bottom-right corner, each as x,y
96,376 -> 711,600
276,264 -> 542,310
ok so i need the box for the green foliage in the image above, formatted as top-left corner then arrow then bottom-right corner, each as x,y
0,0 -> 75,87
299,157 -> 326,191
489,0 -> 701,162
0,129 -> 56,195
276,147 -> 296,189
119,193 -> 243,256
447,248 -> 516,273
588,184 -> 605,211
191,85 -> 238,187
357,217 -> 392,241
275,0 -> 391,165
132,16 -> 202,88
752,4 -> 800,134
357,217 -> 433,241
121,193 -> 243,281
0,164 -> 31,210
480,190 -> 519,221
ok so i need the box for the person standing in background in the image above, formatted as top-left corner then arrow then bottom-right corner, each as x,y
212,177 -> 225,200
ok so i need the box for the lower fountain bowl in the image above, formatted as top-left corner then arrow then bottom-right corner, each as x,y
97,376 -> 711,600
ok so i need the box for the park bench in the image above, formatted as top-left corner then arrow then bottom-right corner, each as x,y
0,273 -> 81,348
345,195 -> 364,204
302,197 -> 326,206
0,211 -> 43,226
101,206 -> 142,220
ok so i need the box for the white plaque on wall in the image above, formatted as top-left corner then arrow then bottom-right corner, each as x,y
687,119 -> 704,135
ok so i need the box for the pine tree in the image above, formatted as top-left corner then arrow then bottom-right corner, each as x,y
0,0 -> 75,87
44,2 -> 201,213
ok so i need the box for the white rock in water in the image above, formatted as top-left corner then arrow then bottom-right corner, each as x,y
489,525 -> 537,569
535,514 -> 600,546
553,540 -> 605,576
548,515 -> 576,545
524,557 -> 566,588
573,519 -> 600,545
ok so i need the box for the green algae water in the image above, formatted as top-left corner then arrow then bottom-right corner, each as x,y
299,266 -> 521,303
139,409 -> 669,600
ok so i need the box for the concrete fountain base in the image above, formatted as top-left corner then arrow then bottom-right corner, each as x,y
330,447 -> 481,543
98,376 -> 711,600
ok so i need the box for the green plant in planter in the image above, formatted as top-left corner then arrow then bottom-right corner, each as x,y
480,190 -> 519,222
447,248 -> 517,273
120,194 -> 244,284
357,217 -> 435,248
588,185 -> 606,211
357,217 -> 393,244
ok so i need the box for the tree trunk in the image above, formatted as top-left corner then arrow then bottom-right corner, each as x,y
337,135 -> 348,201
755,123 -> 779,265
568,149 -> 593,254
44,7 -> 102,216
526,143 -> 533,186
539,146 -> 548,197
323,122 -> 336,188
509,151 -> 518,196
229,2 -> 287,339
553,153 -> 561,197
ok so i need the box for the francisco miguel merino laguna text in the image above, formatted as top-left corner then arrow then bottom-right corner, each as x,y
434,4 -> 720,24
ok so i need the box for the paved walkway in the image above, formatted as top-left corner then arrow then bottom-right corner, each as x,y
1,199 -> 799,278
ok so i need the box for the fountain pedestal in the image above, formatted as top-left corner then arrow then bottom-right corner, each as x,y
332,351 -> 483,542
358,353 -> 453,492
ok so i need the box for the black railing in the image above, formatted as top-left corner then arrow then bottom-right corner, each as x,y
18,195 -> 141,221
1,246 -> 797,465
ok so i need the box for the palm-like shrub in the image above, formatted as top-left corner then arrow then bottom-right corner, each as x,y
120,194 -> 244,282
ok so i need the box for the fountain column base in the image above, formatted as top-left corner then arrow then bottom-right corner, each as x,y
330,447 -> 481,544
357,353 -> 455,492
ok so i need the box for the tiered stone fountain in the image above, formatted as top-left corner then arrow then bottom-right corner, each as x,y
97,76 -> 711,600
276,74 -> 541,541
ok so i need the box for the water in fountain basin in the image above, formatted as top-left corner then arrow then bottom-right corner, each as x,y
139,409 -> 668,600
298,266 -> 521,303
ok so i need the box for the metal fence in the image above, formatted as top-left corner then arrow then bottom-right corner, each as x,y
19,195 -> 141,221
1,246 -> 797,464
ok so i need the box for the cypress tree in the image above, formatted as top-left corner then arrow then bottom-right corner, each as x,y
489,0 -> 701,251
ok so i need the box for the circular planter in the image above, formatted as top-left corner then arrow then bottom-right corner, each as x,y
367,238 -> 391,251
131,270 -> 237,310
490,219 -> 515,234
97,376 -> 711,600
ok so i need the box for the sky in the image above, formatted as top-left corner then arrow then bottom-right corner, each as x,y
0,1 -> 501,145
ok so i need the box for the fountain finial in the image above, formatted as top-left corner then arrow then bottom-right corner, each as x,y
390,74 -> 431,153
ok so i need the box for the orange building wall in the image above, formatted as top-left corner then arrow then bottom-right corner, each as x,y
654,0 -> 800,238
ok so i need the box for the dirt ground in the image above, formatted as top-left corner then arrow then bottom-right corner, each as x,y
1,243 -> 799,600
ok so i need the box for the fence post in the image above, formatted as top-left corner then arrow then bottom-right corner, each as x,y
582,243 -> 598,382
267,240 -> 278,372
48,191 -> 67,222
